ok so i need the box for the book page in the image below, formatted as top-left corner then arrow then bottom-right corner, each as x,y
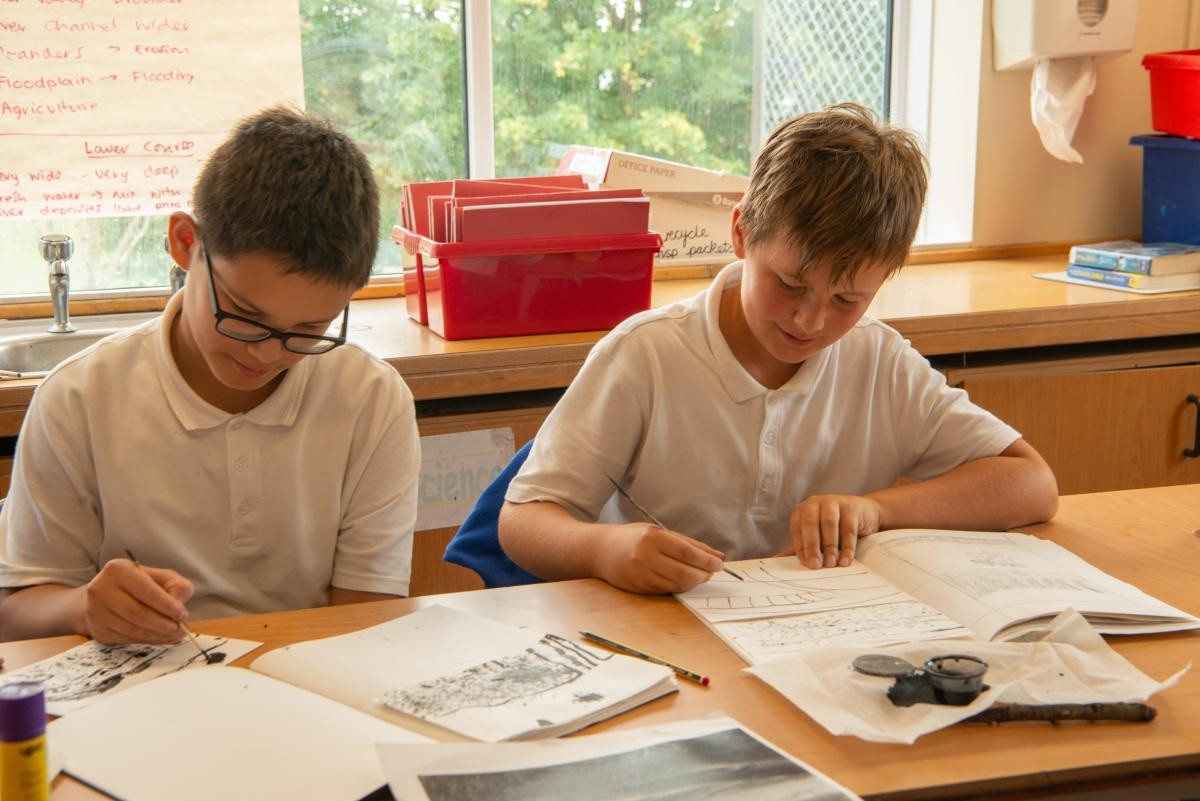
676,559 -> 974,663
250,604 -> 676,742
857,529 -> 1200,641
49,668 -> 429,801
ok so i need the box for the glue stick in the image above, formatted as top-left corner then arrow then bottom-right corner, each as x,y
0,681 -> 48,801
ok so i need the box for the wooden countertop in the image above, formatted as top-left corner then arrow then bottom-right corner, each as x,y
1,254 -> 1198,417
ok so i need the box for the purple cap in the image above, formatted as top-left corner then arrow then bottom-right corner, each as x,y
0,681 -> 46,742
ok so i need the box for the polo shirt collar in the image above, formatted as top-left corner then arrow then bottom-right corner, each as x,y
154,291 -> 312,431
703,261 -> 832,402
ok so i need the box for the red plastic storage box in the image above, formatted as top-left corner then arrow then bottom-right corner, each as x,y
391,226 -> 662,340
1143,50 -> 1200,139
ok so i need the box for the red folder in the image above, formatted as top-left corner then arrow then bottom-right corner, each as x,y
458,197 -> 650,242
451,188 -> 644,241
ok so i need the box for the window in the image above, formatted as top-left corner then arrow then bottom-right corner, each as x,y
0,0 -> 972,299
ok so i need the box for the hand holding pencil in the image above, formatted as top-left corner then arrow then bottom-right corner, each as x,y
601,477 -> 726,594
72,550 -> 195,645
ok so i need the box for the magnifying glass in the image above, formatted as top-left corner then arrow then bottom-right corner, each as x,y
852,653 -> 989,706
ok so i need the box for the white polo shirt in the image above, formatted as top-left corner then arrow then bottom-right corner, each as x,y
0,292 -> 420,619
507,261 -> 1020,560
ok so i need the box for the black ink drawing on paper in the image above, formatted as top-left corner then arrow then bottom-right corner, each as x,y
381,634 -> 611,719
4,637 -> 231,703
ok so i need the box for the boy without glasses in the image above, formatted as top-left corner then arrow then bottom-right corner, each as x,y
0,106 -> 420,643
499,103 -> 1058,594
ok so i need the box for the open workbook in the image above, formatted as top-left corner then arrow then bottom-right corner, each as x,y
249,604 -> 677,742
679,528 -> 1200,664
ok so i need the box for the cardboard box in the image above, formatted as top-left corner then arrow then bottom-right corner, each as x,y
558,146 -> 748,267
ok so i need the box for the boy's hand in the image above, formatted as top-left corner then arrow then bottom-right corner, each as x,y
76,558 -> 195,644
782,495 -> 883,569
594,522 -> 725,594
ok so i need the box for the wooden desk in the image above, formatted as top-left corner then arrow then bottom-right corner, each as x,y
6,484 -> 1199,801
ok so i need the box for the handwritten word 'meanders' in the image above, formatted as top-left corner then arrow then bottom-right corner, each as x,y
1,99 -> 98,119
0,45 -> 84,61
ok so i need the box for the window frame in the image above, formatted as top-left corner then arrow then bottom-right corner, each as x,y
0,0 -> 981,316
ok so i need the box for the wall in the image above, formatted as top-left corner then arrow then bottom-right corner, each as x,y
972,0 -> 1197,247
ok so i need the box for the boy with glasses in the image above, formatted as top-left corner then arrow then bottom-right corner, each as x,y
0,106 -> 420,643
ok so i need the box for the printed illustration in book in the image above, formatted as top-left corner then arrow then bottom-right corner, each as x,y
249,604 -> 677,742
678,528 -> 1200,664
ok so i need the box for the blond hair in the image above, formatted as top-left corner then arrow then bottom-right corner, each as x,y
737,103 -> 927,280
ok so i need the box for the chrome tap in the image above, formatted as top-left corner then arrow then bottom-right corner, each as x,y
40,233 -> 76,334
164,234 -> 186,295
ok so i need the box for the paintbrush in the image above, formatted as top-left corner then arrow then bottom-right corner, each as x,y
605,476 -> 742,581
124,549 -> 215,663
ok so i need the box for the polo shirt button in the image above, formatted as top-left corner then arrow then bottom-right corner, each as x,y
234,458 -> 247,471
238,501 -> 252,515
765,431 -> 775,443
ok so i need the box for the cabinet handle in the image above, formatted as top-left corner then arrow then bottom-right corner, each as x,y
1185,395 -> 1200,458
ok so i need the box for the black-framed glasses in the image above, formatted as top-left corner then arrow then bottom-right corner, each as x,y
203,247 -> 348,355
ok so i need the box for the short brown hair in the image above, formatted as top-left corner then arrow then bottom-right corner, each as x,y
193,105 -> 380,288
737,103 -> 927,281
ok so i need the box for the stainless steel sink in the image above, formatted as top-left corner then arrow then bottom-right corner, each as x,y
0,329 -> 123,378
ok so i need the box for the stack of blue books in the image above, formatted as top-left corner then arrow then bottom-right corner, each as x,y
1065,240 -> 1200,292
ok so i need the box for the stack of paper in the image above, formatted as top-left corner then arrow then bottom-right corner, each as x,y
250,604 -> 678,741
400,174 -> 650,243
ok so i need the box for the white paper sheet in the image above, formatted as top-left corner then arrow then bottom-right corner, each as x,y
251,605 -> 677,742
49,667 -> 430,801
678,560 -> 973,663
749,609 -> 1188,744
0,634 -> 261,716
376,716 -> 862,801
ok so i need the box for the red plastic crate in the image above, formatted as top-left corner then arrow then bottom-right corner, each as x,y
1143,50 -> 1200,139
391,226 -> 662,340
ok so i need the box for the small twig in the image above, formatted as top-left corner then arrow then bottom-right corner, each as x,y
964,702 -> 1156,724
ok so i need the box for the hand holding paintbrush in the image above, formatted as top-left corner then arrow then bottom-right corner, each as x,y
122,550 -> 213,662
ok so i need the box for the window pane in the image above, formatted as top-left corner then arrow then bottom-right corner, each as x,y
759,0 -> 891,138
0,1 -> 465,295
491,0 -> 756,178
302,0 -> 466,274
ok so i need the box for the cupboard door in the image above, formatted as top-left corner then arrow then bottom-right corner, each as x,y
963,364 -> 1200,495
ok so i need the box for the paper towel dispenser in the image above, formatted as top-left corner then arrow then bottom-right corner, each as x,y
993,0 -> 1138,71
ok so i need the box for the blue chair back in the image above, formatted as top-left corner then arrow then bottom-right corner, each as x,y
443,440 -> 544,588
